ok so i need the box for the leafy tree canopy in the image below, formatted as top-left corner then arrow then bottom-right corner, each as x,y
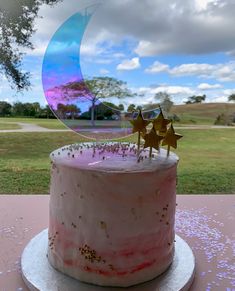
59,76 -> 135,126
228,94 -> 235,102
154,92 -> 173,113
84,77 -> 134,102
185,95 -> 206,104
0,101 -> 12,116
127,104 -> 136,112
0,0 -> 61,91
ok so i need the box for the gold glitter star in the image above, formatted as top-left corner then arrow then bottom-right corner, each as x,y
152,108 -> 171,136
129,110 -> 150,134
162,124 -> 183,151
144,127 -> 164,151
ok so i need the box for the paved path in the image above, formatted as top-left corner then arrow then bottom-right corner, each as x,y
0,122 -> 234,133
174,125 -> 234,129
0,122 -> 69,133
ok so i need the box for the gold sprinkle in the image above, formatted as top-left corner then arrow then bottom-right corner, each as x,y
100,221 -> 107,229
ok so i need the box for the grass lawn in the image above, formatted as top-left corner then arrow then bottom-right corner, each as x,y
0,122 -> 21,130
0,117 -> 67,130
0,129 -> 234,194
171,102 -> 235,125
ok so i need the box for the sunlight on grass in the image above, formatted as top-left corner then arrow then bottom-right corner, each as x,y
0,129 -> 234,194
0,117 -> 67,129
0,122 -> 21,130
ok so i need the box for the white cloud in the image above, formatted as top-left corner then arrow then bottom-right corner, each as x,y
24,42 -> 48,56
145,61 -> 169,74
223,89 -> 235,96
150,86 -> 195,96
135,41 -> 161,57
170,63 -> 215,77
99,69 -> 110,75
32,0 -> 235,58
198,83 -> 222,90
117,57 -> 140,71
145,60 -> 235,82
194,0 -> 219,11
172,62 -> 235,82
136,85 -> 194,97
210,96 -> 228,103
80,43 -> 103,56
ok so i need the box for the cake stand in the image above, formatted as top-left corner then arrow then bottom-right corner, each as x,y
21,229 -> 195,291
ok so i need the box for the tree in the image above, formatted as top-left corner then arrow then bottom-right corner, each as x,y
0,101 -> 12,116
67,104 -> 81,119
12,102 -> 25,116
43,105 -> 56,119
56,103 -> 81,119
154,92 -> 174,113
92,102 -> 117,120
214,113 -> 232,126
56,103 -> 67,119
127,104 -> 136,112
57,77 -> 134,126
228,94 -> 235,102
185,95 -> 206,104
118,104 -> 124,111
0,0 -> 61,91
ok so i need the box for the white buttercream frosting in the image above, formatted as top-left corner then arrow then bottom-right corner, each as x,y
48,142 -> 179,287
50,142 -> 179,172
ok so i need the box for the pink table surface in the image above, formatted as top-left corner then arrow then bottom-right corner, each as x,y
0,195 -> 234,291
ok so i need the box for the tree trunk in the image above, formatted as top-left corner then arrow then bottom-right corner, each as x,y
91,100 -> 95,127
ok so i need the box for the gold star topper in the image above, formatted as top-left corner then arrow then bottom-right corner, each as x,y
129,110 -> 151,153
152,107 -> 171,136
162,124 -> 183,156
144,126 -> 164,157
129,110 -> 150,134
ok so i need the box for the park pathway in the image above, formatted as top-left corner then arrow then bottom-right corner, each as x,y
0,122 -> 69,133
0,122 -> 234,133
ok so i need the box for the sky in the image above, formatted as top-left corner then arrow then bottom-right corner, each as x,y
1,0 -> 235,108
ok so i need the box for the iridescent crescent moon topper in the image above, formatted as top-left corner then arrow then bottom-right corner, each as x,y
42,3 -> 161,140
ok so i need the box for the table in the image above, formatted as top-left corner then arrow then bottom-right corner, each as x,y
0,195 -> 234,291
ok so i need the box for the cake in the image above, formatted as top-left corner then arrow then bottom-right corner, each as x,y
48,142 -> 179,287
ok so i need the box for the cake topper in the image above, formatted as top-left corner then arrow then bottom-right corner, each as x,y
42,4 -> 163,141
152,107 -> 171,136
42,3 -> 181,147
162,124 -> 183,156
143,126 -> 164,158
130,107 -> 183,158
129,110 -> 151,154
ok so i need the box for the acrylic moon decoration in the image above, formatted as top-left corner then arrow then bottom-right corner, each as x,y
42,4 -> 159,140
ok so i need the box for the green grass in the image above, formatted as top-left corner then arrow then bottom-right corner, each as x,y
171,102 -> 235,125
0,122 -> 21,130
0,117 -> 67,129
174,129 -> 235,193
0,129 -> 234,194
173,113 -> 215,125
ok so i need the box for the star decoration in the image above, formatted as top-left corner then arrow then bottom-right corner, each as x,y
144,127 -> 164,151
162,124 -> 183,149
129,110 -> 151,134
152,108 -> 171,136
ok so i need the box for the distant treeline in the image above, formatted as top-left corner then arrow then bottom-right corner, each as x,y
0,101 -> 56,118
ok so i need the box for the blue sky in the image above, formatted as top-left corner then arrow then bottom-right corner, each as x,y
1,0 -> 235,109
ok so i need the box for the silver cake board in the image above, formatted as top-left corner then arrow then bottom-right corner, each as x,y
21,229 -> 195,291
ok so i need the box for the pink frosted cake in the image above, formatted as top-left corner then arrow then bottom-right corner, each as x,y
48,142 -> 179,287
